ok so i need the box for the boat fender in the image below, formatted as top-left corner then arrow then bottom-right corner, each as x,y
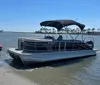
0,44 -> 2,51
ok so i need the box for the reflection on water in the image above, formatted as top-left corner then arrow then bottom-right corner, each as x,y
0,32 -> 100,85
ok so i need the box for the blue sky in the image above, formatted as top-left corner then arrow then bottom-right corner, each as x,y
0,0 -> 100,32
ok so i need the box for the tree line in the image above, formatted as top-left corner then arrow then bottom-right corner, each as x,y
35,27 -> 100,34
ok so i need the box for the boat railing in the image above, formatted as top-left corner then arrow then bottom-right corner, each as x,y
18,38 -> 24,50
75,43 -> 89,50
22,40 -> 54,52
20,38 -> 92,52
54,40 -> 78,51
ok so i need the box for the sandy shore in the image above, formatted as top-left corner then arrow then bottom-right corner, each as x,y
0,67 -> 38,85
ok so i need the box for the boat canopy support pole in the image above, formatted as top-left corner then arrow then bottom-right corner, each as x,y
59,42 -> 61,51
75,33 -> 80,40
65,27 -> 74,40
64,41 -> 66,51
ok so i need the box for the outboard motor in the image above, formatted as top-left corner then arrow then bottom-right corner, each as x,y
86,41 -> 94,48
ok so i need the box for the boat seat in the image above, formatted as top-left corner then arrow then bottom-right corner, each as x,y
44,36 -> 55,40
57,35 -> 63,41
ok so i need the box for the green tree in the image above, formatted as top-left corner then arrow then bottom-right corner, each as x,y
97,28 -> 100,32
92,28 -> 95,32
87,28 -> 91,32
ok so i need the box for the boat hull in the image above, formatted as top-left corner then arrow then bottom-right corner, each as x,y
8,48 -> 96,64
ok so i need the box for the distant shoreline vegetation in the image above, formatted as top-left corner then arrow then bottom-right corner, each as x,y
34,31 -> 100,35
35,27 -> 100,35
1,28 -> 100,35
0,30 -> 3,32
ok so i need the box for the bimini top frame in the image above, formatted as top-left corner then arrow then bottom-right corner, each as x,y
40,20 -> 85,40
40,20 -> 85,31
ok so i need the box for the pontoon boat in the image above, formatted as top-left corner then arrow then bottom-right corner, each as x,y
8,20 -> 96,64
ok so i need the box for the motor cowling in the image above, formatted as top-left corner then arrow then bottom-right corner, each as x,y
86,41 -> 94,48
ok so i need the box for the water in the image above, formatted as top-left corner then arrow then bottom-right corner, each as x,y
0,32 -> 100,85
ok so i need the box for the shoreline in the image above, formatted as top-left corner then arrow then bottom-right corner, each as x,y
0,66 -> 38,85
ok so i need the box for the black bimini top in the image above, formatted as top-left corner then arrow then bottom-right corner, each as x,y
40,20 -> 85,31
